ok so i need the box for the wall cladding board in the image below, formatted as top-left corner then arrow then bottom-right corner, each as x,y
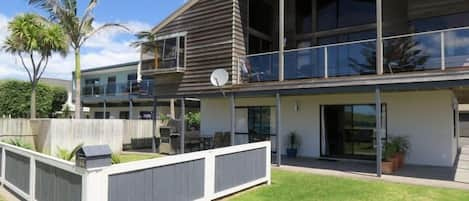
214,148 -> 267,192
108,159 -> 205,201
35,161 -> 82,201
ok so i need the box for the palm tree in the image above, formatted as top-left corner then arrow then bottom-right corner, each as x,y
2,13 -> 68,119
28,0 -> 129,119
131,31 -> 160,71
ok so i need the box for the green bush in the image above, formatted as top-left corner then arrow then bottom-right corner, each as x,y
55,143 -> 83,161
186,112 -> 200,130
0,80 -> 67,118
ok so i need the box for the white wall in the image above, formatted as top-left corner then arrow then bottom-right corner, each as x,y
201,90 -> 457,167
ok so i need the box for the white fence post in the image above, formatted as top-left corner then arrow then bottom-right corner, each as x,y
1,147 -> 5,186
266,142 -> 272,185
29,156 -> 36,201
82,169 -> 108,201
204,151 -> 215,201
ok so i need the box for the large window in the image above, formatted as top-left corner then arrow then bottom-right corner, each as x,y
142,36 -> 186,69
247,0 -> 277,54
317,0 -> 376,31
322,104 -> 387,159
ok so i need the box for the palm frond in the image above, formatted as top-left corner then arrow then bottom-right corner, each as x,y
81,23 -> 129,46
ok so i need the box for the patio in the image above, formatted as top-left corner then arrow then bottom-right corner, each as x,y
274,156 -> 469,190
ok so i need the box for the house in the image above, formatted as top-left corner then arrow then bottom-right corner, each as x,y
74,61 -> 199,119
140,0 -> 469,172
41,78 -> 83,118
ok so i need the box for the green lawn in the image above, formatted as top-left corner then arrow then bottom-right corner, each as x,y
228,170 -> 469,201
118,153 -> 161,163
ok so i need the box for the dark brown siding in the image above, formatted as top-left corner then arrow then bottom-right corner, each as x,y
152,0 -> 236,97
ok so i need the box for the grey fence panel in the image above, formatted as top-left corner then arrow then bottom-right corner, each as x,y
35,161 -> 82,201
5,150 -> 30,193
108,159 -> 205,201
215,148 -> 267,193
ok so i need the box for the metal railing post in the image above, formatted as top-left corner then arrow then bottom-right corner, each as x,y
28,157 -> 35,201
441,31 -> 446,70
324,47 -> 328,78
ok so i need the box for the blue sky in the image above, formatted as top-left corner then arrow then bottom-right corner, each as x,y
0,0 -> 186,80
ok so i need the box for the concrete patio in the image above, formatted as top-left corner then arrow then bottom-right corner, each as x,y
274,156 -> 469,190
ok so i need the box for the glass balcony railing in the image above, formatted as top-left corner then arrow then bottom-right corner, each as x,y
82,80 -> 154,97
243,26 -> 469,83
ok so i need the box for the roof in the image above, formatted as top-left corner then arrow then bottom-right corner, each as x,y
78,145 -> 112,157
80,61 -> 140,73
151,0 -> 200,33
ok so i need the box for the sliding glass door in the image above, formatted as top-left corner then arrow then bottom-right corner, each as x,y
321,104 -> 386,160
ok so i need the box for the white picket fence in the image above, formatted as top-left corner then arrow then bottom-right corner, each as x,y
0,141 -> 271,201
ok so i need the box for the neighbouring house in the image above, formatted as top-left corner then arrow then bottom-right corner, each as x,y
73,61 -> 199,119
140,0 -> 469,172
41,78 -> 85,118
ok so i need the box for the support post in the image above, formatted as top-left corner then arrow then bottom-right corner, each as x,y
180,98 -> 186,154
276,93 -> 282,167
152,96 -> 158,153
278,0 -> 285,81
28,157 -> 35,201
129,98 -> 133,120
170,99 -> 176,119
376,0 -> 384,75
230,94 -> 236,146
103,100 -> 107,120
375,87 -> 382,177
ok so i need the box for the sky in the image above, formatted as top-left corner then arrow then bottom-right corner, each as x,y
0,0 -> 186,80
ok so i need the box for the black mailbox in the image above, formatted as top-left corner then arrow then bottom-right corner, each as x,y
76,145 -> 112,169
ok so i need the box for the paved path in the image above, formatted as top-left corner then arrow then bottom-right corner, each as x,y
0,187 -> 20,201
276,165 -> 469,191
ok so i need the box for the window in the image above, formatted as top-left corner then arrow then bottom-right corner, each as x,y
296,0 -> 313,34
84,78 -> 100,96
95,112 -> 110,119
248,107 -> 271,135
140,111 -> 153,120
143,36 -> 186,69
119,111 -> 130,119
317,0 -> 375,31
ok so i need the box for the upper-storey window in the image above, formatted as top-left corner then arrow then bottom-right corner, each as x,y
383,0 -> 469,37
141,36 -> 186,70
247,0 -> 278,54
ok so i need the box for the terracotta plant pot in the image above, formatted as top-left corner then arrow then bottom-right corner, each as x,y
395,152 -> 405,168
392,155 -> 399,171
382,161 -> 395,174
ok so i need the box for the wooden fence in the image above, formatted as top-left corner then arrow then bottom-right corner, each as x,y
0,141 -> 271,201
0,119 -> 160,155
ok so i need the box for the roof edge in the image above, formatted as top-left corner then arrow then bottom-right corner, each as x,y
151,0 -> 200,33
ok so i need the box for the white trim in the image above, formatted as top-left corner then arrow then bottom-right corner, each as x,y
441,32 -> 446,70
3,180 -> 30,200
212,177 -> 269,199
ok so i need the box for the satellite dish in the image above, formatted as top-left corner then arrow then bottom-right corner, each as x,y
210,69 -> 229,87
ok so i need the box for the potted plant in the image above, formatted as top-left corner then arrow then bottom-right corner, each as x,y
392,136 -> 410,168
382,142 -> 397,174
286,131 -> 300,158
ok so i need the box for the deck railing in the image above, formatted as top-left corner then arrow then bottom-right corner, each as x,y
245,26 -> 469,83
82,80 -> 153,98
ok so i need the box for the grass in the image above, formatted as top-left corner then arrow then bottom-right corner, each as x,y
118,153 -> 161,163
227,170 -> 469,201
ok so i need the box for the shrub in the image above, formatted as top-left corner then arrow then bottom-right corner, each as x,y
55,143 -> 83,161
4,138 -> 33,150
111,154 -> 121,164
186,112 -> 200,130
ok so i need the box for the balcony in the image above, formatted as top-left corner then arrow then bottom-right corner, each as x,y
243,26 -> 469,83
82,80 -> 154,100
140,36 -> 186,75
140,59 -> 185,75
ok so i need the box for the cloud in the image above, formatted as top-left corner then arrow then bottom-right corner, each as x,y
0,13 -> 151,81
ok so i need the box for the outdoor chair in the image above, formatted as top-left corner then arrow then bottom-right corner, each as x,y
223,132 -> 231,146
213,132 -> 225,148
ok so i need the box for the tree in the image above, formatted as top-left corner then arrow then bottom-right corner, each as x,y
0,80 -> 68,118
50,86 -> 68,117
29,0 -> 129,119
2,13 -> 68,119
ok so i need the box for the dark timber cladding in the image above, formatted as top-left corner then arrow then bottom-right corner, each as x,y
153,0 -> 235,97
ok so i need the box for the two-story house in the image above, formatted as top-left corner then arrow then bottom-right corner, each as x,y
140,0 -> 469,173
76,61 -> 198,119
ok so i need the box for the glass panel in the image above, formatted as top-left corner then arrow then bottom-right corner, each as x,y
179,37 -> 185,67
445,29 -> 469,68
338,0 -> 376,28
285,48 -> 325,80
384,33 -> 441,73
296,0 -> 312,34
383,0 -> 469,37
327,41 -> 377,77
317,0 -> 337,31
163,38 -> 177,59
246,53 -> 279,82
